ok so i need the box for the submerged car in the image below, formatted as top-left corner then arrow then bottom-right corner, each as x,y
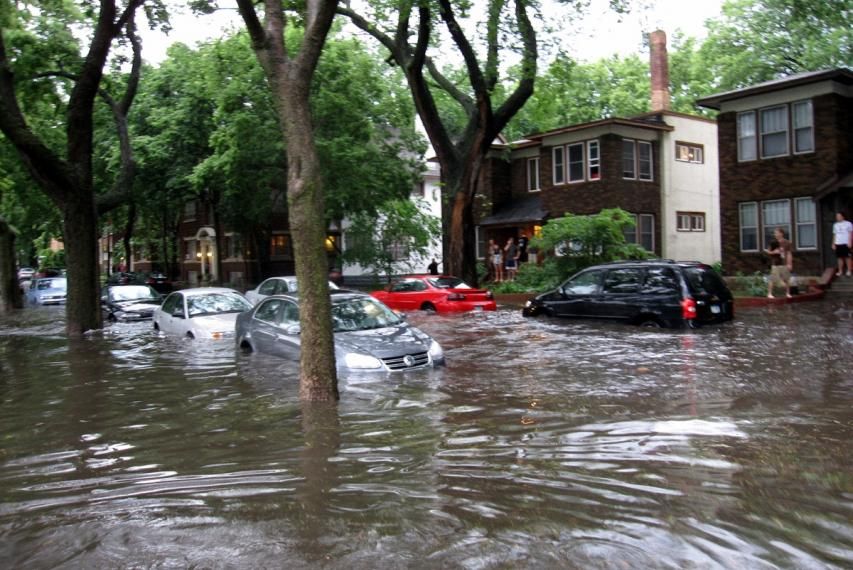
102,285 -> 163,322
26,277 -> 67,305
371,275 -> 496,313
236,291 -> 445,372
244,276 -> 339,305
522,260 -> 734,328
153,287 -> 253,339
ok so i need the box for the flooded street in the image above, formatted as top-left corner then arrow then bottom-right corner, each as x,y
1,300 -> 852,569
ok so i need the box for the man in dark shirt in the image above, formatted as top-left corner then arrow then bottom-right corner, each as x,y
427,259 -> 439,275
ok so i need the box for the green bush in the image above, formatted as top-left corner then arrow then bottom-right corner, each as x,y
729,271 -> 767,297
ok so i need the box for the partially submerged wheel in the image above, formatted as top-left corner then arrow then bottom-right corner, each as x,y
638,318 -> 662,328
421,302 -> 436,312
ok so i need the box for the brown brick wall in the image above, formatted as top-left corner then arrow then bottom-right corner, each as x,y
718,93 -> 853,275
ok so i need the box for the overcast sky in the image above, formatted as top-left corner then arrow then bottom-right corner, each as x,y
139,0 -> 725,66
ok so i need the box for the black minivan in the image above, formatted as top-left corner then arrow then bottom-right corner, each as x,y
522,260 -> 734,328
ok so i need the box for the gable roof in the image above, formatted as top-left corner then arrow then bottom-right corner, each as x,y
524,117 -> 673,142
696,68 -> 853,110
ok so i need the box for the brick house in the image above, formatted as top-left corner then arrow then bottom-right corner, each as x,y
697,68 -> 853,276
476,31 -> 721,265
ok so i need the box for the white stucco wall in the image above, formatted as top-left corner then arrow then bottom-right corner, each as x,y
659,114 -> 721,264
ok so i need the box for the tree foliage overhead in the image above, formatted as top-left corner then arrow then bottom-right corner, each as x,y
699,0 -> 853,90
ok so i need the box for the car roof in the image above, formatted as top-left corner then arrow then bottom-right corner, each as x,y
403,274 -> 458,279
260,290 -> 370,305
590,259 -> 710,269
176,287 -> 243,296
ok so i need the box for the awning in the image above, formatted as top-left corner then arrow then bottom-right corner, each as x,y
478,195 -> 548,227
813,170 -> 853,200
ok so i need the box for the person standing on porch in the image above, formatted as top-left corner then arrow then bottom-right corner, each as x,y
765,227 -> 793,299
832,211 -> 853,277
504,237 -> 518,282
488,239 -> 503,282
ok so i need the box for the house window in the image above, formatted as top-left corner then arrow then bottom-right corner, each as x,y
762,200 -> 791,248
527,157 -> 540,191
568,143 -> 584,182
638,141 -> 653,181
739,202 -> 759,252
271,234 -> 292,258
475,226 -> 486,259
675,142 -> 704,163
737,111 -> 757,162
677,212 -> 705,232
587,140 -> 600,180
552,147 -> 565,185
622,139 -> 636,179
386,239 -> 409,261
792,100 -> 814,154
183,200 -> 197,221
794,197 -> 817,249
624,213 -> 655,252
760,106 -> 788,158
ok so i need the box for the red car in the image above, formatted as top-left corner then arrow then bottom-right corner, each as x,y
371,275 -> 497,313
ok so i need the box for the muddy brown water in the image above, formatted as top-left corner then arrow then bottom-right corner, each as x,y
1,300 -> 851,569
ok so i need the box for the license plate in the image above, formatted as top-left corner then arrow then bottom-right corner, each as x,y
710,305 -> 721,314
473,306 -> 483,312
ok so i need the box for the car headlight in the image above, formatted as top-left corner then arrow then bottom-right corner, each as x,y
344,352 -> 383,369
428,340 -> 444,360
524,300 -> 532,308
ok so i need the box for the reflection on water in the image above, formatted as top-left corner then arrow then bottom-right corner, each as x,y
1,301 -> 852,568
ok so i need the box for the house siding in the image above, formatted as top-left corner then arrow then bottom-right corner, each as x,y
717,92 -> 853,275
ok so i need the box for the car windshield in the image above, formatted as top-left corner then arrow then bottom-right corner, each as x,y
683,267 -> 729,296
427,277 -> 471,289
331,297 -> 402,332
37,278 -> 66,290
111,286 -> 159,302
187,293 -> 252,317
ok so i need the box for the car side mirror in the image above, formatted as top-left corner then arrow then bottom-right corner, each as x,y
283,324 -> 301,336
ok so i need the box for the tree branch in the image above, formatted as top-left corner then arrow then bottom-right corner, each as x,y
436,0 -> 487,99
0,30 -> 73,205
492,0 -> 537,134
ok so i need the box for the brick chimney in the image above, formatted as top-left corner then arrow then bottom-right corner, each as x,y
649,30 -> 670,112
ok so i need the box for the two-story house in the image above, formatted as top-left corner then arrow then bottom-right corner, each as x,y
697,68 -> 853,276
476,31 -> 721,265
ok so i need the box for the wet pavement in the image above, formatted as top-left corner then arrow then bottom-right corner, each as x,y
0,300 -> 852,568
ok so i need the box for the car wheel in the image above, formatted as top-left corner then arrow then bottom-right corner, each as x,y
638,318 -> 662,328
186,332 -> 195,339
421,302 -> 436,312
239,339 -> 254,353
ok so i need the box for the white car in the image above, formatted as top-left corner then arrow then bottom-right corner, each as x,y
244,276 -> 339,305
153,287 -> 253,339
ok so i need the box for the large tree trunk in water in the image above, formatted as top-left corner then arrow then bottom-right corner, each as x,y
282,93 -> 338,401
447,192 -> 479,286
0,217 -> 23,312
122,202 -> 136,271
63,195 -> 102,336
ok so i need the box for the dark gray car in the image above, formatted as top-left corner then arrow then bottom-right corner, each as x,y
235,291 -> 445,372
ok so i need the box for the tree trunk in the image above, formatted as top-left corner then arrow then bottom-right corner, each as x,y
0,217 -> 23,312
63,194 -> 102,336
122,202 -> 136,271
281,89 -> 338,401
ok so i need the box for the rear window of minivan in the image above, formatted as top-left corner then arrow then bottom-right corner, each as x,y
683,267 -> 729,296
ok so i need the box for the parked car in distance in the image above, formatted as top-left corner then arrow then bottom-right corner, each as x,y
522,260 -> 734,328
142,272 -> 174,294
26,277 -> 67,306
17,267 -> 35,281
106,271 -> 144,286
102,285 -> 163,322
153,287 -> 253,339
236,290 -> 445,372
371,275 -> 496,313
244,276 -> 339,305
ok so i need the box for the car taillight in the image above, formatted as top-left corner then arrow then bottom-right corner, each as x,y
681,298 -> 697,319
447,293 -> 466,301
485,291 -> 493,299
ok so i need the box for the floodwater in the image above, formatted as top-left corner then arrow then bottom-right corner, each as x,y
1,300 -> 852,569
